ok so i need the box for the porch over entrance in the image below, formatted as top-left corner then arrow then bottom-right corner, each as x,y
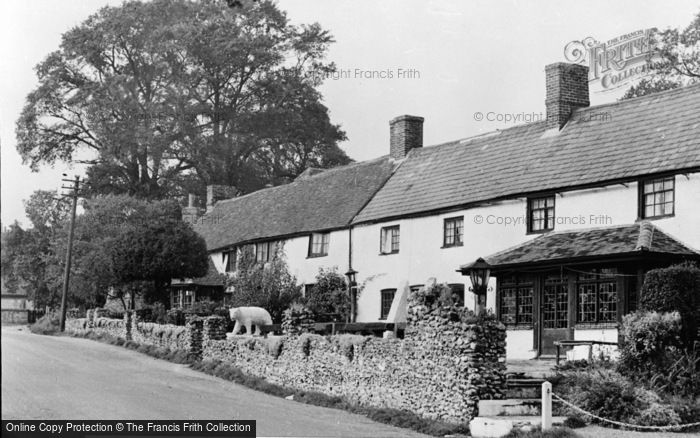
479,222 -> 700,359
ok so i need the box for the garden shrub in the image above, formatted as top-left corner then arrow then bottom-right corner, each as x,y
640,262 -> 700,348
503,426 -> 578,438
303,267 -> 351,322
29,313 -> 60,335
226,245 -> 302,323
408,280 -> 497,325
666,395 -> 700,427
552,367 -> 680,426
166,308 -> 185,326
183,299 -> 219,317
281,303 -> 315,335
618,311 -> 683,378
650,349 -> 700,397
562,416 -> 586,429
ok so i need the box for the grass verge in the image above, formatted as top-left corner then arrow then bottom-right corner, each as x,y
68,331 -> 469,437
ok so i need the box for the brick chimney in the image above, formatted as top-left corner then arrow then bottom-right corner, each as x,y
182,194 -> 203,224
545,63 -> 590,130
390,115 -> 424,160
206,185 -> 239,212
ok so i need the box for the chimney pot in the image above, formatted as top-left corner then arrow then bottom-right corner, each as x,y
390,115 -> 424,160
545,63 -> 590,130
206,184 -> 239,212
182,193 -> 203,224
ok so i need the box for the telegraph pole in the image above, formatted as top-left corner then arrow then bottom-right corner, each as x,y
59,175 -> 81,332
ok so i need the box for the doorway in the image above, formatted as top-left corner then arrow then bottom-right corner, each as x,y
539,273 -> 572,356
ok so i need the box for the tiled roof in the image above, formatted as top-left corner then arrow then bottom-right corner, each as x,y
171,258 -> 224,287
194,157 -> 396,252
354,84 -> 700,223
483,223 -> 699,268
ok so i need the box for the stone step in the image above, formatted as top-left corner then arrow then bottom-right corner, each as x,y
505,377 -> 545,399
469,416 -> 566,438
478,399 -> 541,416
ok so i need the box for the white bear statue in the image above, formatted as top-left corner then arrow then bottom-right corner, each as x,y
229,306 -> 273,336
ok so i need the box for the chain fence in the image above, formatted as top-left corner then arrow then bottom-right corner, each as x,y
552,392 -> 700,432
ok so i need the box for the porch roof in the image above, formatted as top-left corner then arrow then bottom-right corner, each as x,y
171,258 -> 224,288
483,222 -> 700,270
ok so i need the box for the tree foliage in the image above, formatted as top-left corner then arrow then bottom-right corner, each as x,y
621,11 -> 700,99
109,215 -> 208,307
1,191 -> 70,310
639,262 -> 700,349
71,195 -> 208,309
226,244 -> 302,322
2,192 -> 209,311
16,0 -> 349,200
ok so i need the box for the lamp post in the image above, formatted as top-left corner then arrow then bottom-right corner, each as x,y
345,268 -> 357,323
458,257 -> 492,316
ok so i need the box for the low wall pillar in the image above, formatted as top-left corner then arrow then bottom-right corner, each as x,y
124,311 -> 133,341
186,317 -> 204,359
204,316 -> 227,342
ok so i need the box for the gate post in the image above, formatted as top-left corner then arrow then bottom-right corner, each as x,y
542,381 -> 552,430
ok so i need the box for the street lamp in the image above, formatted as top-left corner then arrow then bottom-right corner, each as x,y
458,257 -> 492,315
345,268 -> 358,323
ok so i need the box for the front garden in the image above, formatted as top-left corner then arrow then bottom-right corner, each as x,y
549,262 -> 700,433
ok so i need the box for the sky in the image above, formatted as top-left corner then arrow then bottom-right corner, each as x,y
1,0 -> 699,227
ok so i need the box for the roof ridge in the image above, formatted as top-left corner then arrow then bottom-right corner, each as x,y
635,221 -> 654,251
543,223 -> 634,236
294,155 -> 392,181
208,156 -> 392,209
415,82 -> 700,155
572,81 -> 700,114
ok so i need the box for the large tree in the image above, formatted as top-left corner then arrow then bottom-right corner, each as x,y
621,11 -> 700,99
16,0 -> 349,200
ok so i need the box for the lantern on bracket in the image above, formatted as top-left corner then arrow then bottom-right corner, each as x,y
457,257 -> 492,315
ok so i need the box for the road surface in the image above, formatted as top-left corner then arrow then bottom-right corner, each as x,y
1,326 -> 428,437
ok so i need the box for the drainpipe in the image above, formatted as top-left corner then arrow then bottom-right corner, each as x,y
348,227 -> 357,323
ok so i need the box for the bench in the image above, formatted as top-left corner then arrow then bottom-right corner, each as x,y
553,340 -> 618,365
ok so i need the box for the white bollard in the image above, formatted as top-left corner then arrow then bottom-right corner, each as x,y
541,381 -> 552,431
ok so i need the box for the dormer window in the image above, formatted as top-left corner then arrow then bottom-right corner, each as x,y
640,176 -> 674,219
527,195 -> 555,233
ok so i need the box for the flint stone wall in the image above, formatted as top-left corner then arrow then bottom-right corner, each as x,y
65,312 -> 190,353
203,299 -> 506,424
66,317 -> 124,339
68,285 -> 507,424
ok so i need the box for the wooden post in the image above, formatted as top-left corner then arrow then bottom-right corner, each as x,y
542,381 -> 552,431
59,176 -> 80,332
